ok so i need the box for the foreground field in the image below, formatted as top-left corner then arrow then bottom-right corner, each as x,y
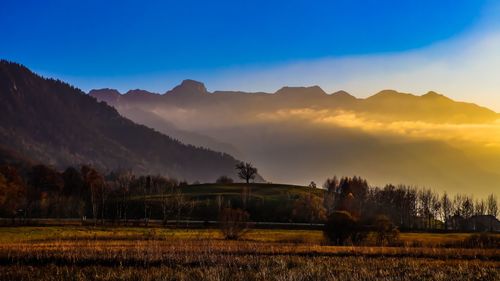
2,256 -> 497,281
0,226 -> 496,246
0,227 -> 498,281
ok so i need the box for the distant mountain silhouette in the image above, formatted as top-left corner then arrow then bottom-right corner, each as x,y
275,86 -> 326,98
90,79 -> 500,197
360,89 -> 496,123
166,79 -> 208,96
0,60 -> 254,182
330,90 -> 357,102
88,88 -> 121,105
92,81 -> 497,122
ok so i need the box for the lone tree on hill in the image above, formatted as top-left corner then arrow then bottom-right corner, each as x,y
235,162 -> 257,184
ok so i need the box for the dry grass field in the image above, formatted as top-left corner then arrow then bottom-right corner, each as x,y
0,227 -> 498,281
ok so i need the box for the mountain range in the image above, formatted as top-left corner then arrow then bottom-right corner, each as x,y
1,59 -> 499,196
90,79 -> 500,197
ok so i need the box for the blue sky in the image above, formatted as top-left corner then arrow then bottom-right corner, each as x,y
2,0 -> 500,108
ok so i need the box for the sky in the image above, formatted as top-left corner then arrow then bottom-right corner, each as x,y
2,0 -> 500,109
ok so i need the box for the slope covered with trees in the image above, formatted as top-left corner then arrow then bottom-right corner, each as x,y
0,60 -> 244,182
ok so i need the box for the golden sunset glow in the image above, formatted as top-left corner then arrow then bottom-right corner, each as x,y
259,108 -> 500,148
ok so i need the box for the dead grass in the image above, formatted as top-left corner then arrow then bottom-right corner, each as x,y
0,227 -> 498,280
3,227 -> 492,245
0,255 -> 498,281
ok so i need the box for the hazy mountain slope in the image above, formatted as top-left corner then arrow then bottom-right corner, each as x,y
359,90 -> 497,123
89,88 -> 243,157
210,122 -> 500,196
119,107 -> 243,158
0,60 -> 248,182
90,80 -> 500,196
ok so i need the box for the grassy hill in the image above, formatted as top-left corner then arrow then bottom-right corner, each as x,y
164,182 -> 323,199
147,183 -> 325,222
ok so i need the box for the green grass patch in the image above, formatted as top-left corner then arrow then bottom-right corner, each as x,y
147,183 -> 323,201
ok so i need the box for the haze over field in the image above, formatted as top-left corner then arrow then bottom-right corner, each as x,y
89,82 -> 500,197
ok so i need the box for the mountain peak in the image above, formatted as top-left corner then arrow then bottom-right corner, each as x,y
181,79 -> 205,88
421,91 -> 451,101
166,79 -> 208,96
330,90 -> 356,100
88,88 -> 121,105
124,89 -> 158,96
89,88 -> 121,96
275,85 -> 326,97
366,90 -> 416,101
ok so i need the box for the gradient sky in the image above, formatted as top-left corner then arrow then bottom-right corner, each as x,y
2,0 -> 500,109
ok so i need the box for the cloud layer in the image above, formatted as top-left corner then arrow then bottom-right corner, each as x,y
257,108 -> 500,148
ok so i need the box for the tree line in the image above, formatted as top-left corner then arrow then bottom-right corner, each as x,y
0,163 -> 498,232
0,164 -> 189,224
0,162 -> 258,224
322,176 -> 498,231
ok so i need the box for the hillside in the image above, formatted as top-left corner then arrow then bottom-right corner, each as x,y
0,60 -> 250,182
147,183 -> 323,222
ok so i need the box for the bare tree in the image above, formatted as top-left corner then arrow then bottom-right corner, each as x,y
486,194 -> 498,218
115,171 -> 134,224
323,176 -> 339,215
418,189 -> 432,229
452,194 -> 463,215
81,165 -> 104,225
159,178 -> 178,225
486,194 -> 498,217
169,186 -> 193,225
132,176 -> 153,226
486,194 -> 498,231
441,192 -> 452,230
402,186 -> 417,229
462,195 -> 474,219
235,162 -> 257,183
474,198 -> 486,216
218,208 -> 250,240
100,181 -> 110,224
430,191 -> 441,229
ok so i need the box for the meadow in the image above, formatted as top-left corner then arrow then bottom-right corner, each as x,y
0,227 -> 498,281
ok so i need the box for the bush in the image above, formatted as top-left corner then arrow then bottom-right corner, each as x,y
324,211 -> 359,245
218,208 -> 249,240
372,215 -> 399,246
216,176 -> 234,184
